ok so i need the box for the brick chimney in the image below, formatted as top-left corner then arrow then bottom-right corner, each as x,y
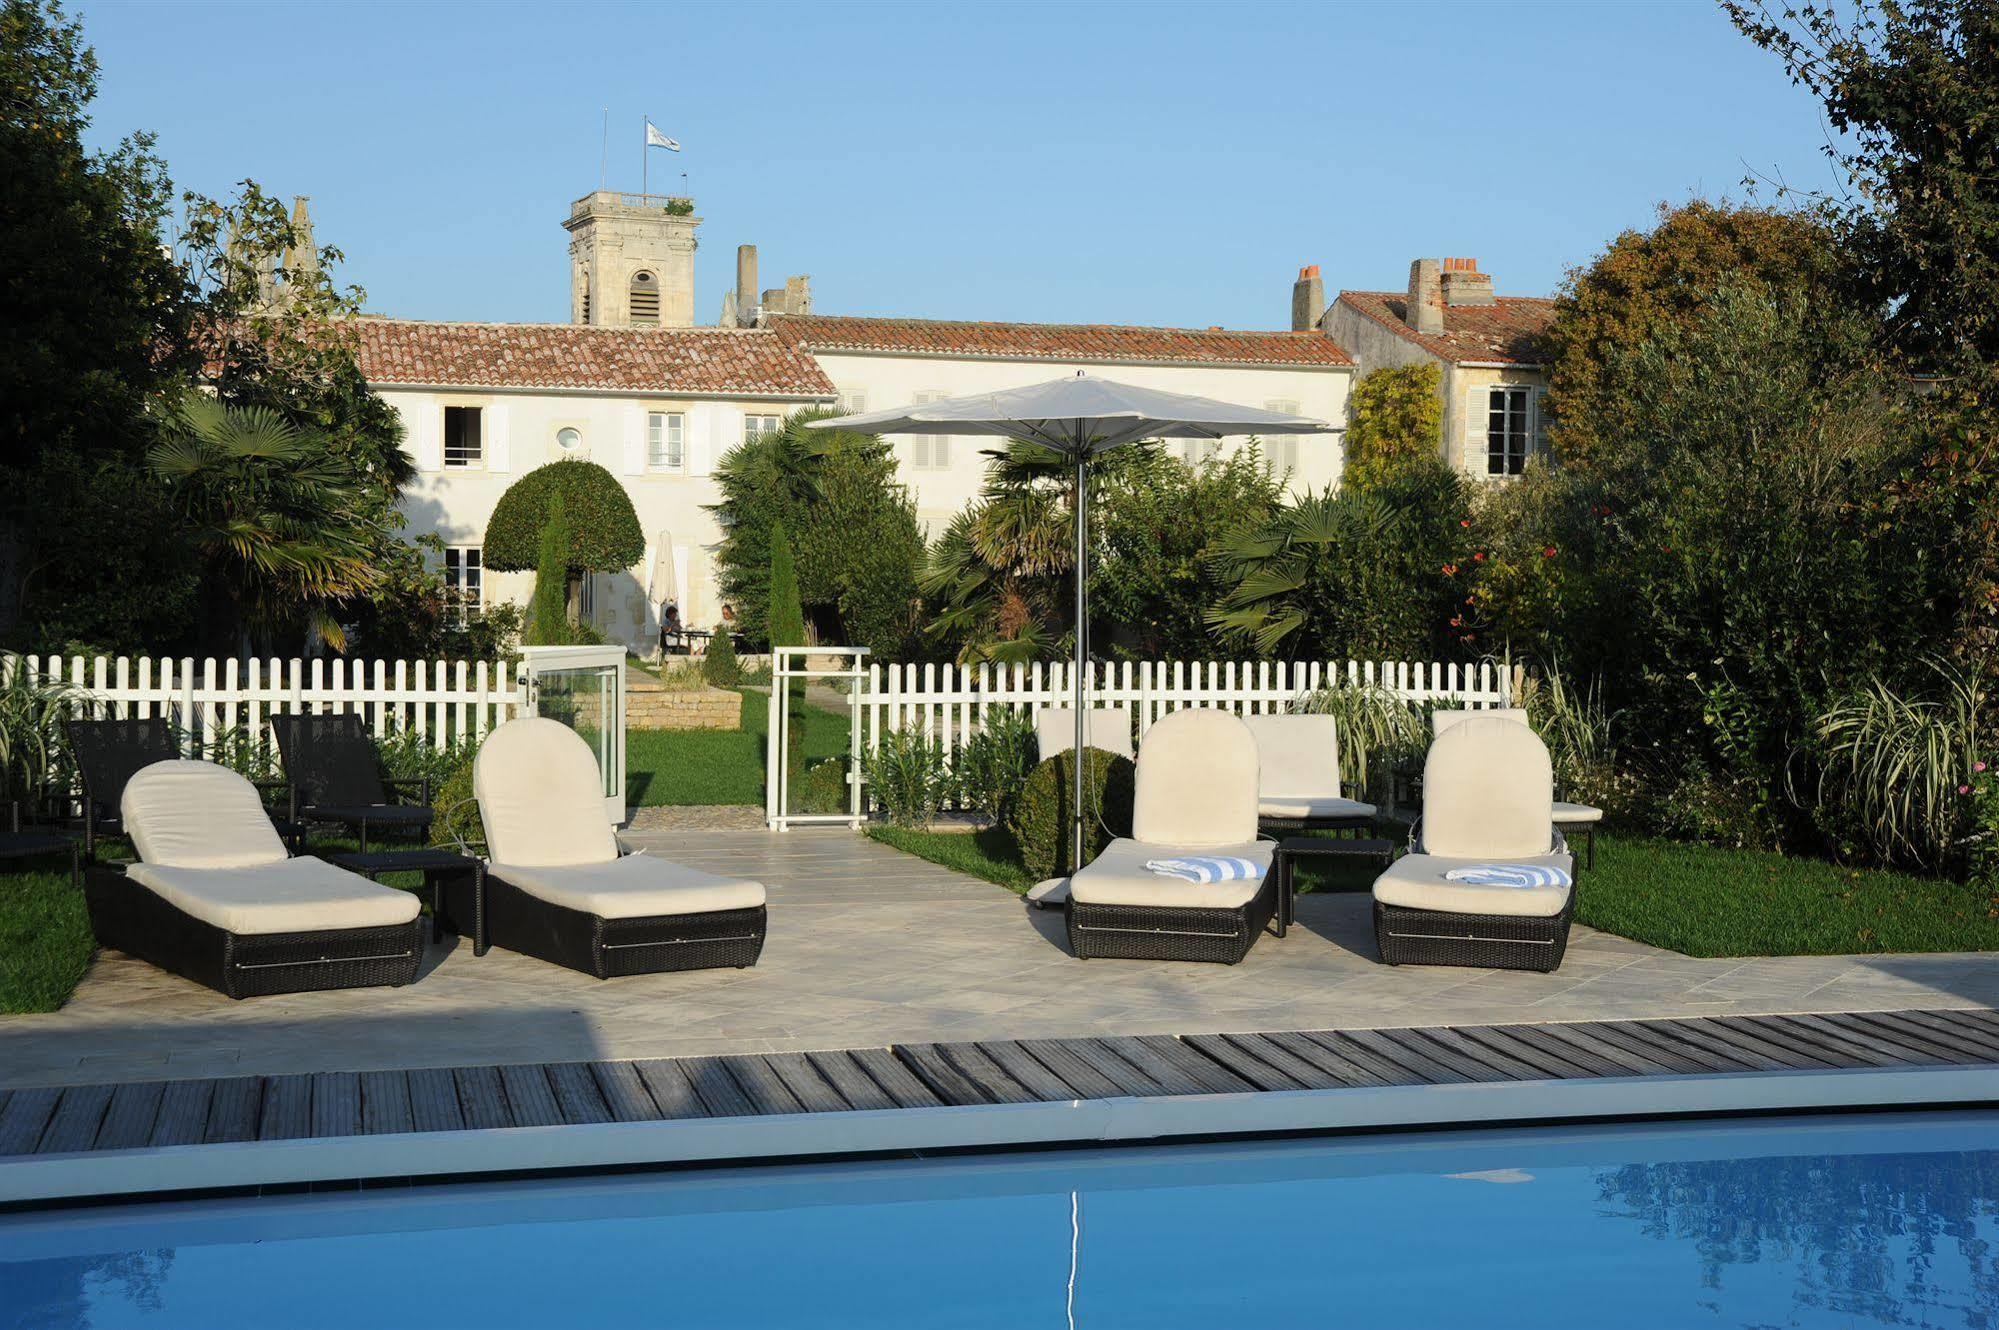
1440,256 -> 1495,307
1291,264 -> 1325,332
1406,258 -> 1444,334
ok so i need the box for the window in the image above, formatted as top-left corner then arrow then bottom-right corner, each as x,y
578,572 -> 596,622
629,271 -> 660,325
909,391 -> 950,470
1263,403 -> 1300,477
1181,439 -> 1220,466
1486,386 -> 1533,476
743,414 -> 781,443
443,406 -> 482,468
838,389 -> 868,415
443,546 -> 481,626
647,412 -> 685,470
555,426 -> 583,455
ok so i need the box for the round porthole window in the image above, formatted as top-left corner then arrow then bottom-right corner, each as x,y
556,427 -> 583,453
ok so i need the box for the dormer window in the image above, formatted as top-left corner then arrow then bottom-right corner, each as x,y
629,270 -> 660,325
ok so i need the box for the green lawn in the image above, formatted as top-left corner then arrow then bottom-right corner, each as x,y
863,824 -> 1999,959
625,688 -> 849,807
0,857 -> 93,1014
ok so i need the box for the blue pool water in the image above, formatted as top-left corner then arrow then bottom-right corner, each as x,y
3,1112 -> 1997,1328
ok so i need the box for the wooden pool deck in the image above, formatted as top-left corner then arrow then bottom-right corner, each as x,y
5,1006 -> 1997,1204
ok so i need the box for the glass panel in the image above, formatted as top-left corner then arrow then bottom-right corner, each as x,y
534,665 -> 618,801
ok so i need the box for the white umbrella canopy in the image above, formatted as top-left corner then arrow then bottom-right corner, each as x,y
808,371 -> 1330,456
811,372 -> 1331,873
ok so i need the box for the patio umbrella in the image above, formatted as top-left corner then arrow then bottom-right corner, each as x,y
648,532 -> 677,646
812,372 -> 1329,870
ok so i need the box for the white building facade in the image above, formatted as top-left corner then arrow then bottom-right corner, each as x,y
360,314 -> 1353,655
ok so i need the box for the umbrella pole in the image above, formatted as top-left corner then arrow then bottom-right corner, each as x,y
1072,454 -> 1088,875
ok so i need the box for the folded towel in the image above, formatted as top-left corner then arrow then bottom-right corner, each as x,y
1443,863 -> 1573,889
1145,856 -> 1264,884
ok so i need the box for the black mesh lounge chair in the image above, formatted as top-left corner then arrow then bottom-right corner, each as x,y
471,717 -> 766,978
271,714 -> 432,851
66,717 -> 300,859
85,759 -> 423,998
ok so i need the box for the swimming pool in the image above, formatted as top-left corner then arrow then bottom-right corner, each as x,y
3,1111 -> 1995,1328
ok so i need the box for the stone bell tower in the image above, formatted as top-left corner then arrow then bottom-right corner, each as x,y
564,191 -> 701,327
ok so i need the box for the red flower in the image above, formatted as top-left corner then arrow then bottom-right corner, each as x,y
1543,546 -> 1557,558
1459,519 -> 1470,528
1473,551 -> 1486,562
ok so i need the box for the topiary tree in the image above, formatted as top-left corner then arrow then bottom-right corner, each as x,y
767,522 -> 805,652
525,492 -> 573,645
484,460 -> 644,618
1007,748 -> 1136,879
700,622 -> 740,686
1342,363 -> 1442,493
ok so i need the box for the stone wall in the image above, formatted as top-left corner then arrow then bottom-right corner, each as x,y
626,675 -> 741,730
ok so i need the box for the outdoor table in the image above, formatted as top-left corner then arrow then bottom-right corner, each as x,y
325,847 -> 482,947
1553,802 -> 1602,872
0,827 -> 80,889
1271,835 -> 1395,936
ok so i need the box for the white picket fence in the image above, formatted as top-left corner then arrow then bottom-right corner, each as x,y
12,654 -> 522,753
858,657 -> 1515,791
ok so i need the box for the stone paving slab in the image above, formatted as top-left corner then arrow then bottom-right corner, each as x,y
4,829 -> 1999,1090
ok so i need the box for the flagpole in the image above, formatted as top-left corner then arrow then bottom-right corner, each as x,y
641,114 -> 648,197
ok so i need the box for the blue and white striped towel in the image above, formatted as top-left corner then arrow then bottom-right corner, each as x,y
1145,856 -> 1265,884
1443,864 -> 1573,889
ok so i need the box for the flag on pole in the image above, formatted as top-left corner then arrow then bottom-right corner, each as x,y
645,122 -> 680,152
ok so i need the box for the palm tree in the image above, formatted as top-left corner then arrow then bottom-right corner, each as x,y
920,441 -> 1084,665
148,396 -> 388,652
1204,488 -> 1402,658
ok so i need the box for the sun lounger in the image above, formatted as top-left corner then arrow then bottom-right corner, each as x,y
1067,708 -> 1276,963
1034,705 -> 1135,759
1242,712 -> 1376,834
1433,707 -> 1603,870
83,760 -> 423,998
1372,716 -> 1574,972
66,717 -> 299,859
271,714 -> 433,851
473,717 -> 767,978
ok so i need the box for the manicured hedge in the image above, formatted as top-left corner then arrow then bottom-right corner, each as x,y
483,460 -> 644,573
1007,747 -> 1136,880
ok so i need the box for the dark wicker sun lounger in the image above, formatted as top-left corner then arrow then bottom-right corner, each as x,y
271,714 -> 432,850
85,760 -> 423,998
65,717 -> 299,859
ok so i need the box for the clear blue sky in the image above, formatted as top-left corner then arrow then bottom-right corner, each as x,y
74,0 -> 1839,330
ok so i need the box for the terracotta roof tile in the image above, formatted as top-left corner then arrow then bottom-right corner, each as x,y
1334,292 -> 1555,366
353,319 -> 836,397
769,313 -> 1352,368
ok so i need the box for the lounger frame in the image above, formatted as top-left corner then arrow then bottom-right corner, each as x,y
474,868 -> 767,979
83,862 -> 423,999
1066,871 -> 1279,965
1372,890 -> 1576,973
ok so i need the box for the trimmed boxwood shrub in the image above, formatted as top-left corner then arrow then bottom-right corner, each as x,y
700,623 -> 740,686
1007,748 -> 1135,880
482,460 -> 645,575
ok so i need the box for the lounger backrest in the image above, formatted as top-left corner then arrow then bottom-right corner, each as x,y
66,717 -> 179,820
1241,713 -> 1340,798
1421,716 -> 1554,858
272,714 -> 389,808
1431,706 -> 1528,737
1132,708 -> 1257,846
122,760 -> 288,869
474,718 -> 618,867
1035,706 -> 1134,759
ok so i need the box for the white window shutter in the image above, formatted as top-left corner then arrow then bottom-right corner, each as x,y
1533,389 -> 1550,457
1467,386 -> 1486,471
484,402 -> 511,473
691,411 -> 717,476
410,403 -> 442,472
621,407 -> 647,476
935,436 -> 952,468
912,437 -> 930,470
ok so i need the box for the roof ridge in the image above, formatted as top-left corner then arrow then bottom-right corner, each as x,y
357,316 -> 780,335
771,312 -> 1315,338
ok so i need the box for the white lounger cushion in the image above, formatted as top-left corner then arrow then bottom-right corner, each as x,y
475,717 -> 620,867
123,760 -> 288,869
1553,801 -> 1604,825
1431,706 -> 1529,736
490,853 -> 766,918
1069,837 -> 1274,910
125,857 -> 420,935
1132,708 -> 1259,846
1421,717 -> 1556,860
1035,706 -> 1134,759
1373,851 -> 1574,919
1258,794 -> 1377,822
1240,714 -> 1373,824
